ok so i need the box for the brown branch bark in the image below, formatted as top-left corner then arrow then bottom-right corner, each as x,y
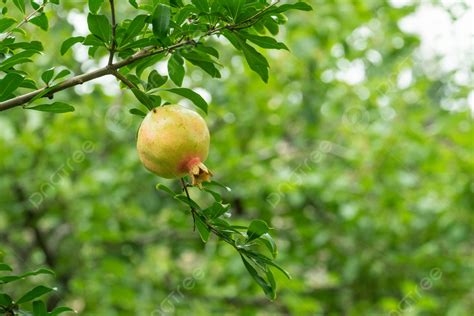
0,2 -> 278,112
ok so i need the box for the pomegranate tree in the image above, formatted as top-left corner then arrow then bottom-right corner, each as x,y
136,104 -> 212,186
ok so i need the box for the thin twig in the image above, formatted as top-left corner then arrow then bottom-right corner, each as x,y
1,1 -> 48,40
110,68 -> 137,89
181,178 -> 196,231
0,3 -> 276,112
108,0 -> 117,65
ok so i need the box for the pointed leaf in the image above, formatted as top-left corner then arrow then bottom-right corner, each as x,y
165,88 -> 208,113
152,4 -> 171,39
28,102 -> 75,113
17,285 -> 54,304
60,36 -> 84,55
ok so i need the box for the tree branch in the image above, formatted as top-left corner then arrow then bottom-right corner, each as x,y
110,68 -> 137,89
1,1 -> 48,40
0,3 -> 276,112
108,0 -> 117,65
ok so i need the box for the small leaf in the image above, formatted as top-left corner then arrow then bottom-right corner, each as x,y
131,88 -> 154,110
0,18 -> 16,33
260,233 -> 278,258
32,300 -> 48,316
0,293 -> 13,306
240,32 -> 289,50
30,13 -> 48,31
41,68 -> 55,85
238,37 -> 269,83
203,202 -> 230,219
223,0 -> 245,21
129,108 -> 146,117
120,15 -> 148,46
0,73 -> 24,101
152,4 -> 171,39
165,88 -> 208,114
247,219 -> 269,242
17,285 -> 54,304
174,194 -> 201,210
87,14 -> 111,43
54,69 -> 72,81
88,0 -> 104,14
27,102 -> 75,113
240,255 -> 275,300
0,263 -> 13,271
128,0 -> 138,9
147,70 -> 167,90
195,215 -> 210,242
272,2 -> 313,13
60,36 -> 84,55
168,54 -> 185,86
156,183 -> 176,196
50,306 -> 75,316
13,0 -> 25,14
191,0 -> 209,12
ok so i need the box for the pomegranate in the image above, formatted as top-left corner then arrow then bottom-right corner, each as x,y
136,104 -> 212,186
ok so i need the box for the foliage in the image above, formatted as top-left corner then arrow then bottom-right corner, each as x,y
0,262 -> 73,315
0,0 -> 473,315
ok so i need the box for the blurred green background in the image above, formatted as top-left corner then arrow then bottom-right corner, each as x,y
1,0 -> 473,315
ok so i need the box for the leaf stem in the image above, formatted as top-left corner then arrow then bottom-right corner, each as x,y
1,1 -> 49,40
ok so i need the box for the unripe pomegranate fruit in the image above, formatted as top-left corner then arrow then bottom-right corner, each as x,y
137,104 -> 212,186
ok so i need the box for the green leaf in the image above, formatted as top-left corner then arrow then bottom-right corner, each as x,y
129,108 -> 146,117
272,2 -> 313,14
32,300 -> 47,316
156,183 -> 176,196
0,18 -> 16,33
260,233 -> 278,258
131,88 -> 154,110
174,194 -> 201,210
41,68 -> 55,85
13,0 -> 25,14
240,255 -> 275,300
147,70 -> 167,90
50,306 -> 75,316
0,50 -> 39,70
88,0 -> 104,13
191,0 -> 209,12
60,36 -> 84,55
168,54 -> 185,86
165,88 -> 208,113
181,50 -> 221,78
240,32 -> 289,50
0,268 -> 55,284
87,14 -> 111,43
223,0 -> 245,21
82,34 -> 105,47
30,13 -> 48,31
120,15 -> 148,46
17,285 -> 54,304
0,293 -> 13,306
128,0 -> 138,9
0,263 -> 12,272
237,37 -> 269,83
152,4 -> 171,39
247,219 -> 269,242
54,69 -> 71,81
0,73 -> 24,101
203,202 -> 230,219
27,102 -> 75,113
195,215 -> 210,242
